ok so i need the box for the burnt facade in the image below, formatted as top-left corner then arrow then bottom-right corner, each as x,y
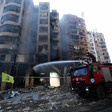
50,10 -> 61,61
60,14 -> 90,60
0,1 -> 61,79
0,0 -> 37,80
36,2 -> 50,63
36,3 -> 61,63
88,31 -> 110,63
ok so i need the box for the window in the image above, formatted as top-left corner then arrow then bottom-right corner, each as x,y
72,35 -> 80,39
1,14 -> 19,24
40,12 -> 48,17
79,32 -> 83,35
39,27 -> 48,33
101,46 -> 106,48
3,5 -> 20,13
73,67 -> 87,76
0,55 -> 5,61
39,35 -> 48,42
78,23 -> 82,26
40,5 -> 48,10
40,19 -> 48,24
104,56 -> 109,59
38,45 -> 48,51
6,0 -> 21,4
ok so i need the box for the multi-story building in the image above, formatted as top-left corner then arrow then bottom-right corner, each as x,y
36,2 -> 61,63
36,2 -> 50,63
88,31 -> 110,63
0,1 -> 61,76
0,0 -> 37,77
60,14 -> 90,60
0,0 -> 24,63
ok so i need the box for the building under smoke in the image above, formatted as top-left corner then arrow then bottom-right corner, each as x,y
50,10 -> 61,61
0,1 -> 61,86
60,14 -> 90,60
36,2 -> 61,63
0,0 -> 37,86
87,31 -> 110,63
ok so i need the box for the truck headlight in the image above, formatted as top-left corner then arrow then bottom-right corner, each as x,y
85,86 -> 89,91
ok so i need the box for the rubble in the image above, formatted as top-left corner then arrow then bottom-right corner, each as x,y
0,86 -> 112,112
2,91 -> 20,100
32,93 -> 39,101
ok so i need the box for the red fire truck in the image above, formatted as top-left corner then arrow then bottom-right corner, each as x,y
70,54 -> 112,99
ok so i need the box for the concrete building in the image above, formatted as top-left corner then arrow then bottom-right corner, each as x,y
36,2 -> 61,63
50,10 -> 61,61
36,2 -> 50,63
0,1 -> 61,76
0,0 -> 24,63
0,0 -> 37,79
60,14 -> 90,60
87,31 -> 110,63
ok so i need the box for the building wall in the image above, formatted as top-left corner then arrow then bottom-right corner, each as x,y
60,14 -> 90,60
88,31 -> 110,63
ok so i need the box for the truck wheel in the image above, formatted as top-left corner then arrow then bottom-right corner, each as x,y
96,85 -> 106,100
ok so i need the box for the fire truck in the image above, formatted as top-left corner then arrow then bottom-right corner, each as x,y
70,53 -> 112,99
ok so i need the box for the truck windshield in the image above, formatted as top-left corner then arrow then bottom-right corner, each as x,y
72,67 -> 87,76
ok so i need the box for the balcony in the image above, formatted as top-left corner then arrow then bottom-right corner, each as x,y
3,5 -> 20,13
1,14 -> 19,24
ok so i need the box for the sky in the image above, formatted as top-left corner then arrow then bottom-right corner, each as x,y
33,0 -> 112,62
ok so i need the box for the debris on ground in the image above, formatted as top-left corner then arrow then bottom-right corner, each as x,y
0,86 -> 112,112
1,91 -> 20,100
32,93 -> 39,101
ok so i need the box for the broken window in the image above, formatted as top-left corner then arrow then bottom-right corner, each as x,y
39,27 -> 48,33
39,35 -> 48,42
38,45 -> 48,51
40,19 -> 48,24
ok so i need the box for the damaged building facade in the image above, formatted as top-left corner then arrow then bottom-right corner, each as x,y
0,1 -> 61,86
87,31 -> 110,63
36,2 -> 61,63
0,0 -> 37,86
60,14 -> 90,60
